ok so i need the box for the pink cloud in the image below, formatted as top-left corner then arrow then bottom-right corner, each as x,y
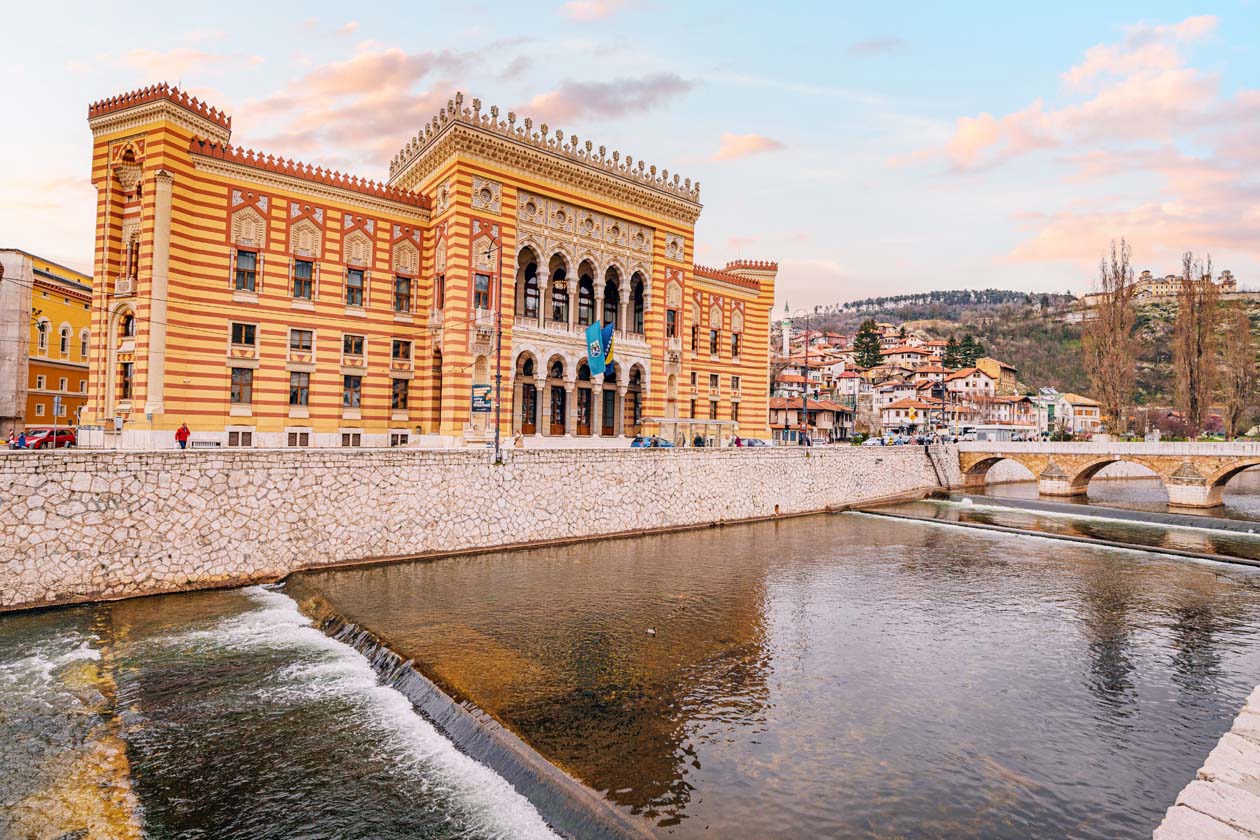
561,0 -> 636,21
338,21 -> 360,36
524,73 -> 692,123
712,133 -> 786,162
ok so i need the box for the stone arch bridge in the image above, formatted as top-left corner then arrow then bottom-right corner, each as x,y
956,441 -> 1260,508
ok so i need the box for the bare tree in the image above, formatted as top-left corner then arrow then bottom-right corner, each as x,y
1173,252 -> 1221,437
1082,239 -> 1137,433
1220,305 -> 1256,439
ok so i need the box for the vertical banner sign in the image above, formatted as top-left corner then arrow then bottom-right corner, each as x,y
471,384 -> 492,413
586,320 -> 608,376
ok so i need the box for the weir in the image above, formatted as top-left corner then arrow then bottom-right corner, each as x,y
287,582 -> 654,840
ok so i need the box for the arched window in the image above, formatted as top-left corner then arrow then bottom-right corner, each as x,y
36,320 -> 49,353
122,313 -> 136,337
632,277 -> 645,334
603,269 -> 620,327
523,262 -> 540,319
578,276 -> 595,326
59,326 -> 70,356
549,359 -> 565,380
80,329 -> 90,359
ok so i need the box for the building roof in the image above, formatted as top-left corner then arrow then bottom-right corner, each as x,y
769,397 -> 853,414
944,367 -> 994,382
882,398 -> 935,411
1061,392 -> 1101,407
882,345 -> 932,356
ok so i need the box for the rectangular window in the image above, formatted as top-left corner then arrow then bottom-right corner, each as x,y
341,432 -> 361,447
394,276 -> 412,313
345,269 -> 365,307
342,375 -> 362,408
436,275 -> 446,309
732,402 -> 740,422
35,403 -> 45,417
390,432 -> 409,447
709,401 -> 718,420
35,375 -> 45,389
289,329 -> 313,352
731,333 -> 742,358
690,371 -> 698,387
289,372 -> 310,406
689,398 -> 696,418
474,273 -> 491,309
709,374 -> 719,390
391,339 -> 411,361
710,329 -> 720,356
120,362 -> 133,399
231,322 -> 257,346
293,260 -> 314,299
287,431 -> 310,447
228,430 -> 253,447
58,377 -> 68,391
230,368 -> 253,404
391,378 -> 409,410
235,250 -> 257,291
666,309 -> 678,338
732,375 -> 741,391
343,334 -> 364,357
690,324 -> 699,352
79,380 -> 87,394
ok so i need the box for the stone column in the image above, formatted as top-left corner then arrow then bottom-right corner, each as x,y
618,298 -> 628,334
564,381 -> 576,436
592,382 -> 603,435
616,386 -> 628,436
595,291 -> 604,328
144,169 -> 174,417
568,282 -> 578,332
540,380 -> 552,436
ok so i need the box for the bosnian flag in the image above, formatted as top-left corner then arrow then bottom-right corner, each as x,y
586,320 -> 616,376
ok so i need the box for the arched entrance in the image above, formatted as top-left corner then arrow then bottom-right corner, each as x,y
516,353 -> 538,435
601,363 -> 619,436
517,247 -> 541,324
627,365 -> 645,435
431,349 -> 444,433
576,360 -> 593,436
547,357 -> 567,436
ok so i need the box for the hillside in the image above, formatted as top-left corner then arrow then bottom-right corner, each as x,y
804,289 -> 1260,405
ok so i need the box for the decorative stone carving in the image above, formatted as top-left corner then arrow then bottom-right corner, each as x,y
434,177 -> 454,215
710,303 -> 723,327
230,207 -> 266,248
731,308 -> 744,334
472,234 -> 496,272
393,240 -> 419,275
666,280 -> 682,308
665,234 -> 685,261
290,218 -> 321,257
470,175 -> 502,214
343,229 -> 372,266
435,238 -> 447,273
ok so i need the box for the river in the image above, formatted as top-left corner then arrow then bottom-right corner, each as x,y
3,502 -> 1260,838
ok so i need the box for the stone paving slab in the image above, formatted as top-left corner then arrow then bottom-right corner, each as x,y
1156,688 -> 1260,838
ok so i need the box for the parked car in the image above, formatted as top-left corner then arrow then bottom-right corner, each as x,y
630,435 -> 674,448
25,428 -> 76,449
743,438 -> 772,447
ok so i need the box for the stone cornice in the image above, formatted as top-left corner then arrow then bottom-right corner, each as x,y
88,98 -> 231,144
389,97 -> 703,226
191,154 -> 431,222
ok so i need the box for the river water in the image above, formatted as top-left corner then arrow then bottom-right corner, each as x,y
982,470 -> 1260,521
3,503 -> 1260,838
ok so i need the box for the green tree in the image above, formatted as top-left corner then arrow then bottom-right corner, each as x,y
942,336 -> 961,368
853,319 -> 883,368
958,334 -> 984,366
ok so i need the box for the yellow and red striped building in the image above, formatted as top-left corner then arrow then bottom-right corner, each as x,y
85,85 -> 775,447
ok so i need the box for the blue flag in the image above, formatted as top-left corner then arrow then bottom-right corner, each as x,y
586,320 -> 614,376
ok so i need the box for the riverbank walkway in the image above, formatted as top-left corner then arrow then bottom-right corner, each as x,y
1155,686 -> 1260,838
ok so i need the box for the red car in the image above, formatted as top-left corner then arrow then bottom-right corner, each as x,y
24,428 -> 76,449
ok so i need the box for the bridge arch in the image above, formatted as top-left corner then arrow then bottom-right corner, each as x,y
1061,458 -> 1161,495
961,456 -> 1035,489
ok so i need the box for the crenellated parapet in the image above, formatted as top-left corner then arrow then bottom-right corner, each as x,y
388,92 -> 702,223
724,259 -> 778,272
188,138 -> 430,210
694,263 -> 766,291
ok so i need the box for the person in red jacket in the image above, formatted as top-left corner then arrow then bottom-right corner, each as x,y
175,423 -> 191,450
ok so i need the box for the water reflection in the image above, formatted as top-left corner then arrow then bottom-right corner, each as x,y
292,514 -> 1260,839
983,470 -> 1260,521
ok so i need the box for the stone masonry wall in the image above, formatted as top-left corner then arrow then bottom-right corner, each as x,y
0,445 -> 954,611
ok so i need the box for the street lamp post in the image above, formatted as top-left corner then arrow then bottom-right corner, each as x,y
485,243 -> 505,464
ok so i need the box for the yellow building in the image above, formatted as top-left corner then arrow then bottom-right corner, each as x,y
84,85 -> 775,447
0,249 -> 92,434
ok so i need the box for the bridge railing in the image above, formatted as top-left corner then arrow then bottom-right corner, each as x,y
957,441 -> 1260,456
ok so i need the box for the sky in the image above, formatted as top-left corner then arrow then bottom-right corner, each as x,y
5,1 -> 1260,312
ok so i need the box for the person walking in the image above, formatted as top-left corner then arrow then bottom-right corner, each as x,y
175,423 -> 191,450
16,431 -> 27,450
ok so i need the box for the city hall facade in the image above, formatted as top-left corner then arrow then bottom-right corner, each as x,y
84,85 -> 775,447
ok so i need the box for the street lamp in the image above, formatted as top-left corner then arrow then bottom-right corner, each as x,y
484,242 -> 505,464
794,308 -> 810,446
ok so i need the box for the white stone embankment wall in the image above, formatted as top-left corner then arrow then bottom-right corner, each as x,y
0,445 -> 955,611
